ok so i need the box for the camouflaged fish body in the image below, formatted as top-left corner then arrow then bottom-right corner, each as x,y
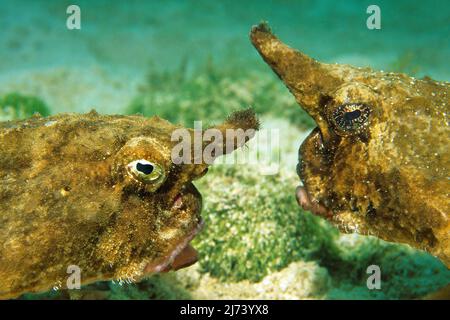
0,110 -> 258,299
251,23 -> 449,267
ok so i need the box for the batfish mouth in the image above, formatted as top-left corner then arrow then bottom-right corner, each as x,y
296,185 -> 332,219
142,183 -> 204,275
296,127 -> 333,219
142,219 -> 204,275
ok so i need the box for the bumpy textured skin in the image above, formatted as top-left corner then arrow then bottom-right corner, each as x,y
0,110 -> 258,299
251,23 -> 449,267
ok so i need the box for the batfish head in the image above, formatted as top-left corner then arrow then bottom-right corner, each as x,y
251,23 -> 449,261
106,109 -> 259,279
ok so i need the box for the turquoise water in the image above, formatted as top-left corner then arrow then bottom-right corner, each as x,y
1,0 -> 449,300
1,0 -> 449,78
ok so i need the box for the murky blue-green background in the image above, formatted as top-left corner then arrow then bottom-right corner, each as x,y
1,0 -> 449,78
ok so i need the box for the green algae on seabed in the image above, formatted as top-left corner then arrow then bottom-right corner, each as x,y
193,165 -> 341,282
0,92 -> 50,121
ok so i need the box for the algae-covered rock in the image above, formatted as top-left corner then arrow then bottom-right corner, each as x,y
0,92 -> 50,121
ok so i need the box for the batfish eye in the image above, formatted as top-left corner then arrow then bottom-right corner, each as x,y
136,162 -> 153,175
127,159 -> 165,184
331,103 -> 370,133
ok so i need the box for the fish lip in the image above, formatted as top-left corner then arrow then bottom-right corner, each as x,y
297,127 -> 334,219
141,219 -> 204,275
140,183 -> 204,276
296,184 -> 333,220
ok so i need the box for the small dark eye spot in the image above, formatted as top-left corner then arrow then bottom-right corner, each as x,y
343,109 -> 361,121
332,103 -> 370,133
136,162 -> 154,175
126,159 -> 165,186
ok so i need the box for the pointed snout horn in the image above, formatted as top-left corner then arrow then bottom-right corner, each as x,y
250,23 -> 343,117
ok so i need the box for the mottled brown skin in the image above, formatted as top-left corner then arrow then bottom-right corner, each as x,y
0,109 -> 258,299
251,23 -> 449,267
